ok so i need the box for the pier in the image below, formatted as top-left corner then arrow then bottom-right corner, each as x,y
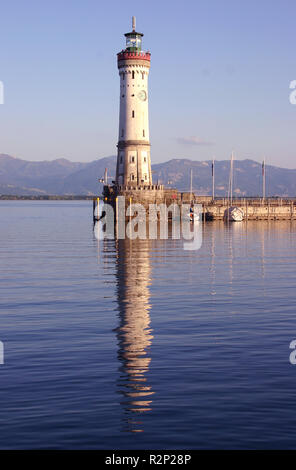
94,188 -> 296,222
200,197 -> 296,220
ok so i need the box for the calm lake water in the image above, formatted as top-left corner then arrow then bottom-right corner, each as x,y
0,201 -> 296,449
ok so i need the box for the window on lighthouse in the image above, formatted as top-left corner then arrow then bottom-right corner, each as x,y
132,71 -> 135,79
132,110 -> 135,118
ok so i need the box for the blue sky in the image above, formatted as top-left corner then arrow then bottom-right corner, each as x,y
0,0 -> 295,167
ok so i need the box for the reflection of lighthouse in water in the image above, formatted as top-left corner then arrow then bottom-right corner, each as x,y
115,238 -> 154,432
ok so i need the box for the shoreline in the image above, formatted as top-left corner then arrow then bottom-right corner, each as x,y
0,195 -> 95,201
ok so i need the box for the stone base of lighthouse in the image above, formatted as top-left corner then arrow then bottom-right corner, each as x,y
103,184 -> 166,211
102,184 -> 197,215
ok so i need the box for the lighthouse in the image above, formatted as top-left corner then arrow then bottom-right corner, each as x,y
116,17 -> 152,187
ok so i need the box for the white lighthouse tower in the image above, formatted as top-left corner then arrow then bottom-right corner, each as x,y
116,17 -> 152,187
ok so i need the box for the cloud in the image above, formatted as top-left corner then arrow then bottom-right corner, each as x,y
176,136 -> 214,146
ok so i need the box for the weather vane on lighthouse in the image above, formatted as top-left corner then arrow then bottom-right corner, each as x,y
115,17 -> 152,188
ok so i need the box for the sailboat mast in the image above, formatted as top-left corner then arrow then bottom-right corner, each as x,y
227,152 -> 234,205
230,151 -> 234,205
212,158 -> 215,201
262,157 -> 266,202
190,169 -> 193,205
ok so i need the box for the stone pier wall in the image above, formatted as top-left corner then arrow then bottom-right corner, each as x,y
101,186 -> 296,220
203,201 -> 296,220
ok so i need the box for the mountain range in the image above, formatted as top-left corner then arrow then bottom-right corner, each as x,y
0,153 -> 295,197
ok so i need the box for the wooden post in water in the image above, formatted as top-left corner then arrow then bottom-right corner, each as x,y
97,197 -> 100,220
93,198 -> 96,222
115,197 -> 118,234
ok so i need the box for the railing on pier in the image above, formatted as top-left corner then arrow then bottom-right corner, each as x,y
199,197 -> 296,206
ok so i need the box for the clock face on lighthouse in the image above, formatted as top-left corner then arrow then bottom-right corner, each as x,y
138,90 -> 147,101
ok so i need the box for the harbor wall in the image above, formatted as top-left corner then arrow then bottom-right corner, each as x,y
202,200 -> 296,220
99,186 -> 296,221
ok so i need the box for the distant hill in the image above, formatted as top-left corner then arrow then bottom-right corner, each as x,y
0,154 -> 115,196
153,158 -> 296,197
0,154 -> 295,197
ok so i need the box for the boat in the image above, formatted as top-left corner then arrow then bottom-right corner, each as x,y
224,206 -> 244,222
183,207 -> 202,222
